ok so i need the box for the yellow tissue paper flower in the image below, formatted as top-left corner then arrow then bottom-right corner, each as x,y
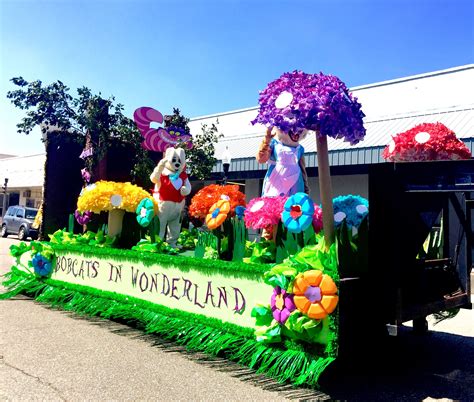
77,181 -> 156,214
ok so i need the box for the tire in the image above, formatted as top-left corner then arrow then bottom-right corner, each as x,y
18,226 -> 27,241
0,225 -> 7,238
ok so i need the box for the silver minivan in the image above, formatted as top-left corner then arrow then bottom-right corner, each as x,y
1,206 -> 38,240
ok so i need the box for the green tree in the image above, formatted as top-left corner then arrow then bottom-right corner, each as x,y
7,77 -> 154,184
185,121 -> 223,180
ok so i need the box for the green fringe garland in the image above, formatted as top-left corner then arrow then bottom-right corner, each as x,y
1,267 -> 334,387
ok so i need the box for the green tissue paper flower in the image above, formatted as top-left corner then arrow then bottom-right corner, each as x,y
136,198 -> 155,228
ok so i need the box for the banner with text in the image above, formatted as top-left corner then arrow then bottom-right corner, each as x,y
50,251 -> 272,328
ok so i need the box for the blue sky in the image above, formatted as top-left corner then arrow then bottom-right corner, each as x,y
1,0 -> 473,155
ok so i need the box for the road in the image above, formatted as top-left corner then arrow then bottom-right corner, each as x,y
1,236 -> 473,401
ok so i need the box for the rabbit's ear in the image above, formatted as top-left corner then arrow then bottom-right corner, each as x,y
176,148 -> 185,162
164,147 -> 175,160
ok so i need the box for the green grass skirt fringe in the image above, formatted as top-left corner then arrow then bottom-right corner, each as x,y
1,267 -> 334,387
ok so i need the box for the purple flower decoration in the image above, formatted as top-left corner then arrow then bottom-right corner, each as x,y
79,147 -> 94,159
252,71 -> 366,145
75,209 -> 92,225
270,286 -> 296,324
32,253 -> 52,277
81,168 -> 91,183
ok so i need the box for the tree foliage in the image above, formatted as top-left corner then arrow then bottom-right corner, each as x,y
166,108 -> 223,181
186,121 -> 223,180
7,77 -> 153,184
164,107 -> 191,134
7,77 -> 223,183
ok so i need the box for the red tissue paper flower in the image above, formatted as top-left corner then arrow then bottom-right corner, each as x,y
383,122 -> 471,162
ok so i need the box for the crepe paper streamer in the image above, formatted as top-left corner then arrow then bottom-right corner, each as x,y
133,107 -> 192,152
292,270 -> 339,320
282,193 -> 314,234
206,200 -> 231,230
383,122 -> 471,162
136,198 -> 155,228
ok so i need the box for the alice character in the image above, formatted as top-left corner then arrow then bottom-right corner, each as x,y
257,127 -> 309,197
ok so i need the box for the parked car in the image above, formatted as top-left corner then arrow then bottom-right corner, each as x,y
1,206 -> 39,240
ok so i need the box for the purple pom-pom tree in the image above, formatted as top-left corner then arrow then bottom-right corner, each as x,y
252,71 -> 366,247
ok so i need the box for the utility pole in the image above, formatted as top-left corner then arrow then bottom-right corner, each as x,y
2,177 -> 8,218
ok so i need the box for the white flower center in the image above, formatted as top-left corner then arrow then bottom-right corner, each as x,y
414,132 -> 431,144
356,204 -> 368,214
110,194 -> 123,207
275,91 -> 293,109
140,207 -> 147,217
388,140 -> 396,153
250,200 -> 265,212
334,211 -> 347,223
220,195 -> 230,201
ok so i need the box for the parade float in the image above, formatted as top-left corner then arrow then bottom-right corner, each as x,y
2,73 -> 473,388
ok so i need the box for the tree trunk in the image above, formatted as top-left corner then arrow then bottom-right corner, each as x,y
316,133 -> 335,249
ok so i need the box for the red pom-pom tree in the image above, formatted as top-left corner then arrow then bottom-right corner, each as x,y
383,122 -> 471,162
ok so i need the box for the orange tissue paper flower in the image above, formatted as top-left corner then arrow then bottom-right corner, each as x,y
293,270 -> 339,320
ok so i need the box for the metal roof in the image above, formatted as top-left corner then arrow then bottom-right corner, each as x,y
209,106 -> 473,167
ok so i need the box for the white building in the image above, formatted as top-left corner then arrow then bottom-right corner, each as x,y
0,64 -> 473,213
0,154 -> 45,215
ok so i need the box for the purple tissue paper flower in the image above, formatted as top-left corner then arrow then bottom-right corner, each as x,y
270,286 -> 296,324
79,147 -> 94,159
252,71 -> 366,145
81,168 -> 91,183
75,209 -> 92,225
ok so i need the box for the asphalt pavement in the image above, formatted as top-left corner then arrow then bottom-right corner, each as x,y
1,236 -> 473,401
